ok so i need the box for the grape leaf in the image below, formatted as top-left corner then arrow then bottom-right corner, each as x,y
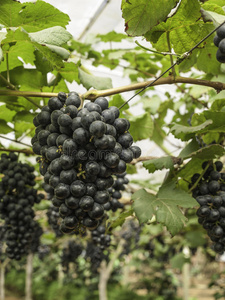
107,209 -> 134,232
78,67 -> 112,90
183,144 -> 225,160
121,0 -> 179,36
170,119 -> 213,141
143,156 -> 174,173
0,120 -> 13,134
126,112 -> 154,141
54,62 -> 80,84
0,105 -> 16,122
0,0 -> 70,32
97,31 -> 130,42
132,181 -> 197,236
178,139 -> 200,158
29,26 -> 72,46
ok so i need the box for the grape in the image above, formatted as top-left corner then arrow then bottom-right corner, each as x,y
32,92 -> 141,236
0,153 -> 44,260
191,160 -> 225,253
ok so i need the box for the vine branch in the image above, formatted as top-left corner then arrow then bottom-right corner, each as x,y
0,147 -> 33,155
0,76 -> 223,102
0,135 -> 31,147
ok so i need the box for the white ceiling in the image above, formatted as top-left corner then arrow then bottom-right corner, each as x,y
42,0 -> 124,40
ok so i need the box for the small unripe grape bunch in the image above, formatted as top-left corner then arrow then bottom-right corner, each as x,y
32,91 -> 141,234
190,160 -> 225,254
214,24 -> 225,63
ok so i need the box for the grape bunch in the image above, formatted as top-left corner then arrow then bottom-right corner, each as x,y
191,160 -> 225,254
120,220 -> 142,255
104,172 -> 129,212
91,223 -> 111,250
61,240 -> 83,273
214,24 -> 225,63
0,153 -> 44,260
46,205 -> 63,237
32,91 -> 141,234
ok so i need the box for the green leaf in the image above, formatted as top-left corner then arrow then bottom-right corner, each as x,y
0,119 -> 13,134
170,119 -> 213,141
196,45 -> 221,75
126,112 -> 153,141
54,62 -> 80,84
78,67 -> 112,90
211,99 -> 225,111
170,253 -> 189,270
33,42 -> 65,70
178,139 -> 200,158
0,0 -> 70,32
107,209 -> 134,232
109,94 -> 128,112
132,181 -> 197,235
29,26 -> 72,46
121,0 -> 179,36
183,144 -> 225,160
97,31 -> 130,42
44,44 -> 70,60
201,9 -> 225,26
143,156 -> 174,173
185,230 -> 206,247
0,105 -> 16,122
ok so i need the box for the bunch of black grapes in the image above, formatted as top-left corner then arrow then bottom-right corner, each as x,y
0,153 -> 44,260
120,220 -> 142,255
46,204 -> 63,237
32,91 -> 141,234
214,23 -> 225,63
61,240 -> 83,273
38,244 -> 50,261
191,160 -> 225,254
0,225 -> 7,262
104,172 -> 129,212
91,223 -> 111,250
85,241 -> 108,274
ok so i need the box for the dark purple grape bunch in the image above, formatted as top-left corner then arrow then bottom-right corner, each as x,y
31,91 -> 141,234
61,240 -> 83,273
0,153 -> 44,260
46,204 -> 63,237
104,172 -> 129,212
191,160 -> 225,254
214,24 -> 225,63
91,224 -> 111,250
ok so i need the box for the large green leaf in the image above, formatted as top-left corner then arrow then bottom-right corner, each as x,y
126,112 -> 154,141
121,0 -> 179,36
54,62 -> 80,84
0,105 -> 16,122
0,0 -> 70,32
132,181 -> 197,235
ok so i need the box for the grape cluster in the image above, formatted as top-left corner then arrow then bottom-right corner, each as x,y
0,153 -> 44,260
32,91 -> 141,234
91,223 -> 111,250
85,242 -> 107,273
38,244 -> 50,261
61,240 -> 83,273
214,24 -> 225,63
104,172 -> 129,212
191,160 -> 225,254
120,220 -> 142,255
46,205 -> 63,237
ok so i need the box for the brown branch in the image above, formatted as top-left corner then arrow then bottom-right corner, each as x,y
82,75 -> 225,101
0,76 -> 224,101
0,147 -> 34,155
